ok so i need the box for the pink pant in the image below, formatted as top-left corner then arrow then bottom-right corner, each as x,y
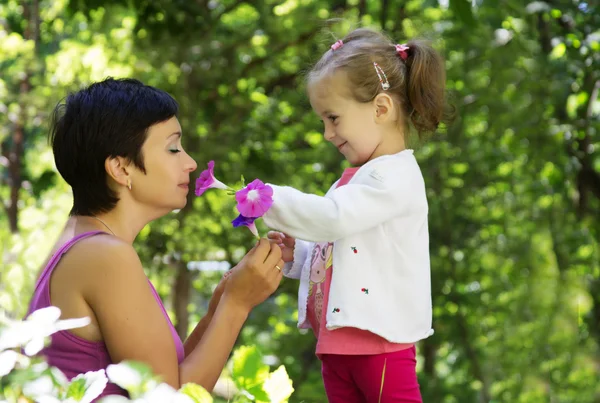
321,347 -> 422,403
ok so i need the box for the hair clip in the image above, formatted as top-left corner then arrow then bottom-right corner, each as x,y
331,40 -> 343,51
395,44 -> 409,60
373,62 -> 390,90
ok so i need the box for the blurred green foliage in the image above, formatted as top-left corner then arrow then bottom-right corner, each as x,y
1,0 -> 599,401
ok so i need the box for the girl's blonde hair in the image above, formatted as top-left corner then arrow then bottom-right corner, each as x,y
308,28 -> 453,138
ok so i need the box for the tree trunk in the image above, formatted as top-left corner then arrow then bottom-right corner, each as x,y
380,0 -> 390,28
173,260 -> 191,339
7,0 -> 39,233
358,0 -> 367,17
421,337 -> 436,378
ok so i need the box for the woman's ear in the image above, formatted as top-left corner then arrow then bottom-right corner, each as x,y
105,156 -> 131,189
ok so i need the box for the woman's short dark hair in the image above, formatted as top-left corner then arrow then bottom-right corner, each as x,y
50,77 -> 179,216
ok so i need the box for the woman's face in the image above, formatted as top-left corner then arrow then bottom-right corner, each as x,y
128,116 -> 197,213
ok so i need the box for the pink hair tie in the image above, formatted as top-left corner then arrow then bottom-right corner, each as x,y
331,40 -> 343,51
395,44 -> 409,60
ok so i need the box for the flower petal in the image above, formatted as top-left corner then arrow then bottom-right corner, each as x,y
235,180 -> 273,218
195,161 -> 230,196
234,187 -> 249,203
210,178 -> 230,191
74,369 -> 109,403
246,222 -> 260,239
23,375 -> 55,399
232,214 -> 256,228
106,363 -> 143,390
28,306 -> 61,324
96,397 -> 130,403
0,322 -> 34,351
55,316 -> 91,332
232,215 -> 260,238
24,336 -> 46,356
37,397 -> 62,403
0,350 -> 18,376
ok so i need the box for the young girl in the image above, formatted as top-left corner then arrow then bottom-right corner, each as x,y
264,28 -> 450,402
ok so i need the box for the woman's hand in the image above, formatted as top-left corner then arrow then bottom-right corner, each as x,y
222,238 -> 284,314
267,231 -> 295,263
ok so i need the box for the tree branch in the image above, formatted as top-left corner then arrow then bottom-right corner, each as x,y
239,30 -> 315,78
264,72 -> 299,94
380,0 -> 390,28
358,0 -> 367,17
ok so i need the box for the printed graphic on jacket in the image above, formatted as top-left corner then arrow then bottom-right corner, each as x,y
308,242 -> 333,329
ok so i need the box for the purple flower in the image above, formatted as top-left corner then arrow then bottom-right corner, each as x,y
232,214 -> 259,239
235,179 -> 273,218
195,160 -> 230,196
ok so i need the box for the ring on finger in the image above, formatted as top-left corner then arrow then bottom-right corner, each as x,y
275,265 -> 282,271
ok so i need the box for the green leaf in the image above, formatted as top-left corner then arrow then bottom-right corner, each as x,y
450,0 -> 475,26
247,384 -> 271,402
179,383 -> 214,403
66,378 -> 87,400
550,43 -> 566,59
231,345 -> 270,399
250,91 -> 269,105
232,346 -> 265,381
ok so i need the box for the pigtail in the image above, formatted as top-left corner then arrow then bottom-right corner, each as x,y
404,40 -> 452,136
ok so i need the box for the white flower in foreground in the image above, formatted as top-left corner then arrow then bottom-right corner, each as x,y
97,396 -> 130,403
70,369 -> 109,403
98,383 -> 196,403
0,306 -> 90,356
22,375 -> 55,401
263,365 -> 295,403
0,350 -> 19,376
50,365 -> 69,387
106,362 -> 143,390
141,383 -> 194,403
35,397 -> 62,403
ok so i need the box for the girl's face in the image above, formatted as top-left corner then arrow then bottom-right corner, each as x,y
308,73 -> 385,166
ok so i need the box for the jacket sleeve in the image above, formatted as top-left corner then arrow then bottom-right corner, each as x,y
263,158 -> 425,243
281,238 -> 312,280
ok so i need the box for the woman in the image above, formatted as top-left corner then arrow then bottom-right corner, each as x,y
27,77 -> 284,398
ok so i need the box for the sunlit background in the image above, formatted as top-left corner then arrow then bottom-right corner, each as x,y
1,0 -> 599,401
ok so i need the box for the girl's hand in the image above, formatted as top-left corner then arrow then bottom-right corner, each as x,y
267,231 -> 295,263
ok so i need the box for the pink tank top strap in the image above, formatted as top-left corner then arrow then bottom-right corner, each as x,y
29,229 -> 186,364
32,231 -> 108,296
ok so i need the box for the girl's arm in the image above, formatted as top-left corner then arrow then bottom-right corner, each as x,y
263,158 -> 424,242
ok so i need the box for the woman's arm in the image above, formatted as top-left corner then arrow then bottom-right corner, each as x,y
84,238 -> 283,391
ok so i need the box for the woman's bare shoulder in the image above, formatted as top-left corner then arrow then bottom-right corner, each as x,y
55,233 -> 146,292
54,233 -> 181,384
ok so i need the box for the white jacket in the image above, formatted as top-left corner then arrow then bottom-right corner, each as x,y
263,150 -> 434,343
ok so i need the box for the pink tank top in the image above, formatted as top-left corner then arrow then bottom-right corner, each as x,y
27,231 -> 185,400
